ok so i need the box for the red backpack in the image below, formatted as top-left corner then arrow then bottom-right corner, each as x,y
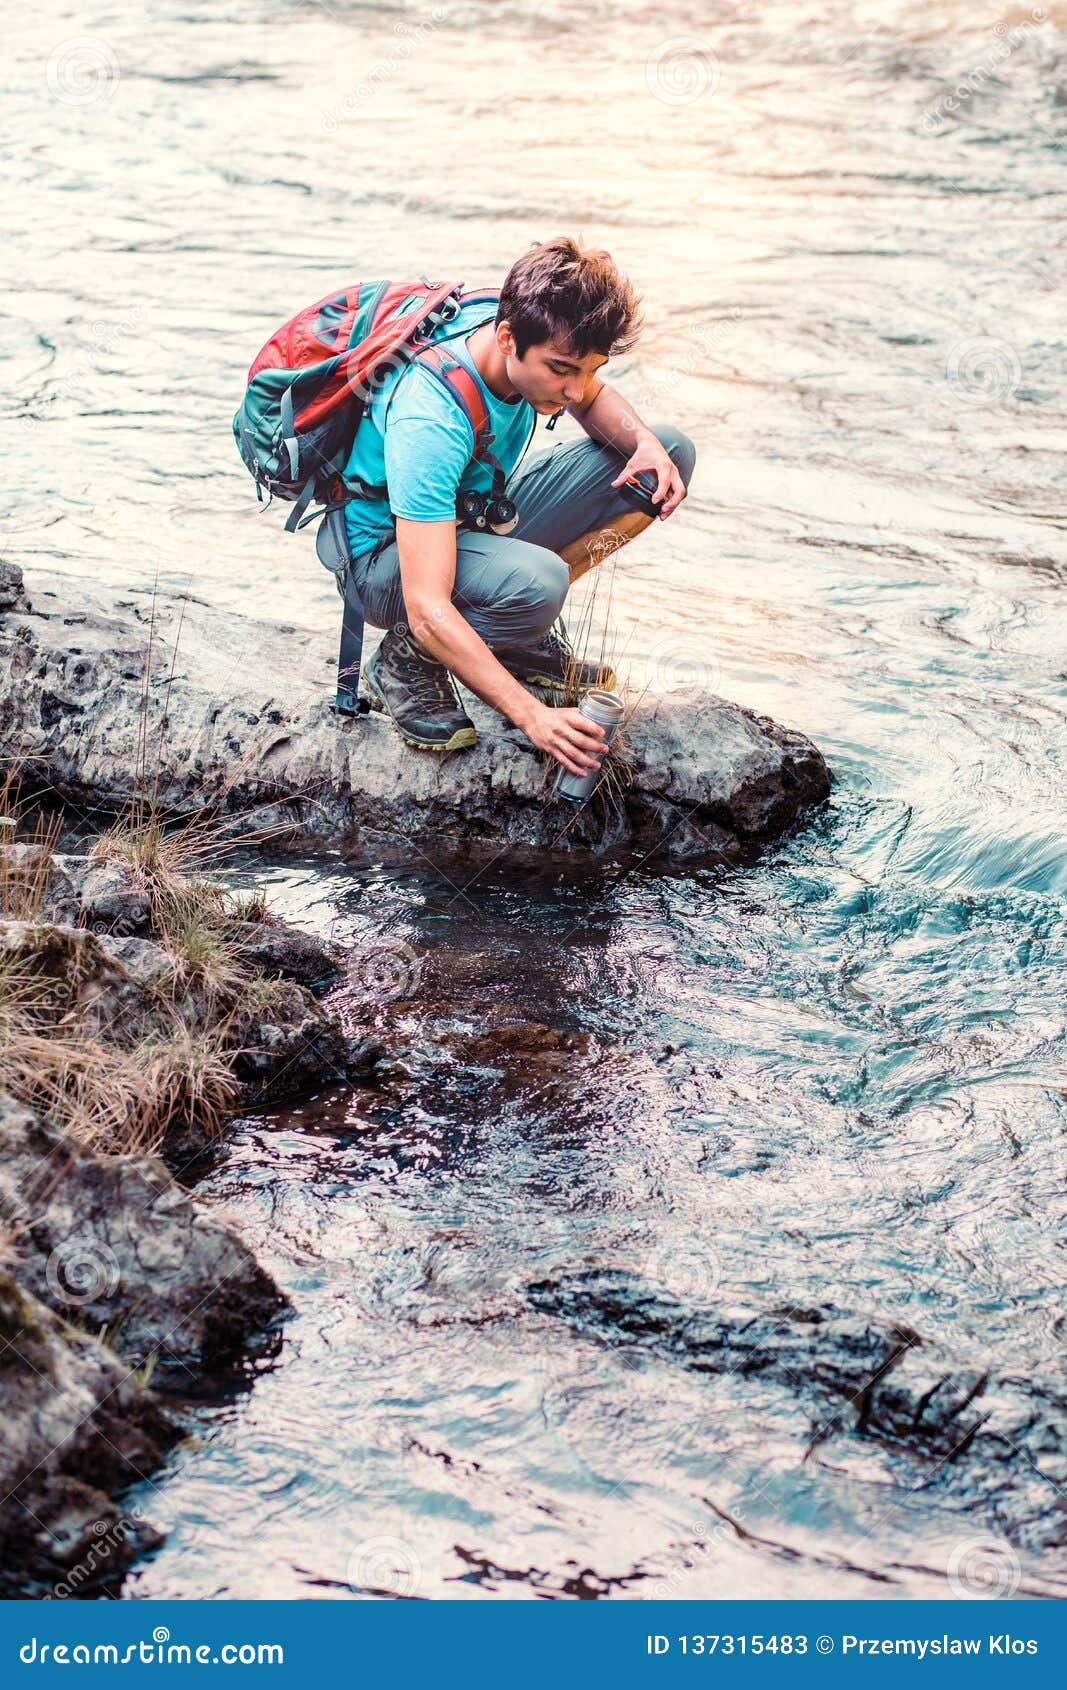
233,278 -> 502,531
233,278 -> 510,714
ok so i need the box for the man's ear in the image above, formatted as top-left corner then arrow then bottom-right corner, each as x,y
497,319 -> 518,358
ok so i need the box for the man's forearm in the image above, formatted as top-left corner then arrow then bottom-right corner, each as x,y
568,379 -> 658,456
406,597 -> 539,732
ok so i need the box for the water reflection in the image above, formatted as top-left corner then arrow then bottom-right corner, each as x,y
5,0 -> 1065,1601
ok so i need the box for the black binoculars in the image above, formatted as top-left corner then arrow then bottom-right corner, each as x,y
456,487 -> 519,535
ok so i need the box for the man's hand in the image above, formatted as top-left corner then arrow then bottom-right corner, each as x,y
398,518 -> 608,776
611,437 -> 687,518
519,698 -> 607,778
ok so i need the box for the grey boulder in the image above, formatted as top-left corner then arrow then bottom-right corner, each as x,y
0,563 -> 830,864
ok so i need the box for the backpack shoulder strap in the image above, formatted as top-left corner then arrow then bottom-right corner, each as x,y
407,344 -> 493,455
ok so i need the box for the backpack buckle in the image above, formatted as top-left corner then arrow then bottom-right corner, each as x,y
330,694 -> 371,718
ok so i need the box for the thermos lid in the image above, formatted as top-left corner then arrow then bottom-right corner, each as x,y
579,688 -> 626,727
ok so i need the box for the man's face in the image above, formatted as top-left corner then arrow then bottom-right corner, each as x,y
499,324 -> 608,413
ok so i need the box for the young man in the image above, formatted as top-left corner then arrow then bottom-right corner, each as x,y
340,237 -> 696,780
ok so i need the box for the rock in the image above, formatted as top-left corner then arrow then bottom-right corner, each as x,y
229,978 -> 350,1102
0,570 -> 831,865
227,918 -> 341,992
0,920 -> 161,1044
16,843 -> 341,993
0,843 -> 81,925
0,1094 -> 287,1369
0,917 -> 357,1127
0,1267 -> 173,1593
529,1270 -> 1067,1555
0,561 -> 30,615
438,1020 -> 593,1072
54,853 -> 153,936
95,930 -> 175,989
344,1034 -> 387,1076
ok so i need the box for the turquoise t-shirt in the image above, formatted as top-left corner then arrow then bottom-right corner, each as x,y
343,297 -> 536,562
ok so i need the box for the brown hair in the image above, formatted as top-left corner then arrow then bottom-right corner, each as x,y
496,236 -> 643,360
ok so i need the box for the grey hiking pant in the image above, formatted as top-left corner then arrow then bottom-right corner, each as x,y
346,421 -> 697,647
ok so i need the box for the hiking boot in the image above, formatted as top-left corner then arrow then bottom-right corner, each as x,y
494,620 -> 616,696
362,625 -> 477,753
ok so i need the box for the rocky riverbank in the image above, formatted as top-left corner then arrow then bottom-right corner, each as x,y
0,562 -> 830,866
0,557 -> 834,1594
0,826 -> 369,1594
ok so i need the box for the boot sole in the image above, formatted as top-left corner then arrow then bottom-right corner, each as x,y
362,671 -> 477,753
516,669 -> 617,693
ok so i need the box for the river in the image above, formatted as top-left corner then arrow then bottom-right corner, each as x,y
5,0 -> 1066,1599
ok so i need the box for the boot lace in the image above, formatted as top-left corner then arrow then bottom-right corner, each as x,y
391,628 -> 464,711
535,618 -> 573,659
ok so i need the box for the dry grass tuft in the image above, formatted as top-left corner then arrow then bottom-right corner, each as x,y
225,886 -> 272,924
0,769 -> 64,924
0,589 -> 303,1158
0,948 -> 238,1155
151,880 -> 246,1002
128,1019 -> 239,1148
545,548 -> 639,816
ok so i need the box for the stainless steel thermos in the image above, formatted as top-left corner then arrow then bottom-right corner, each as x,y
552,689 -> 626,804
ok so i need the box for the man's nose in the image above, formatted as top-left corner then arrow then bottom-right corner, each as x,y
563,378 -> 585,403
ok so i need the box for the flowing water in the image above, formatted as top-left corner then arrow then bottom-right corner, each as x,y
4,0 -> 1067,1599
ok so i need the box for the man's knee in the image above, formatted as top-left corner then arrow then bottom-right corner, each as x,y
463,541 -> 568,646
650,423 -> 697,489
513,547 -> 569,635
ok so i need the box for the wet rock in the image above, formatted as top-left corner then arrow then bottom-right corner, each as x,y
344,1034 -> 387,1077
439,1020 -> 594,1072
229,977 -> 350,1103
0,567 -> 831,866
0,1094 -> 287,1369
0,1267 -> 174,1592
227,918 -> 341,992
529,1270 -> 1067,1553
0,561 -> 30,615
